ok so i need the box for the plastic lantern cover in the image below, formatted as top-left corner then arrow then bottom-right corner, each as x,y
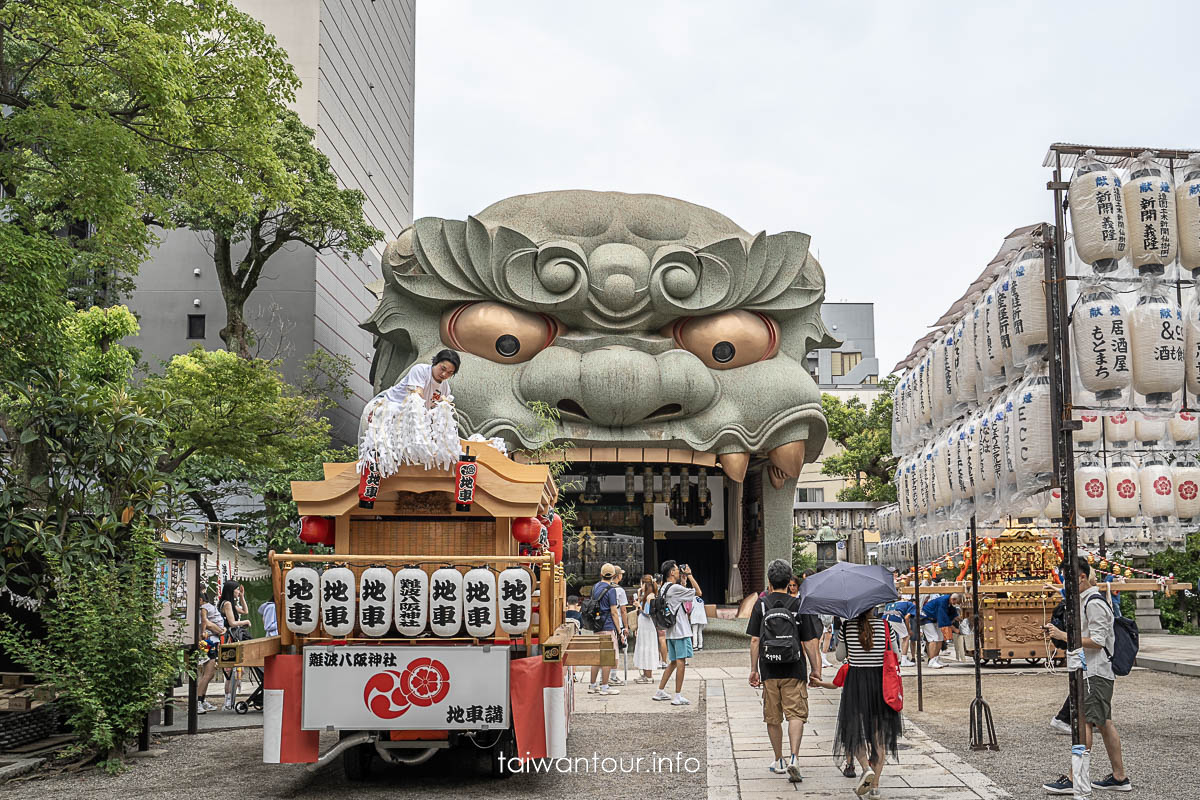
1009,245 -> 1050,368
1185,288 -> 1200,401
931,434 -> 954,519
970,299 -> 991,407
998,387 -> 1020,507
1138,449 -> 1176,522
1174,453 -> 1200,523
1046,487 -> 1064,520
1133,411 -> 1166,446
320,567 -> 356,637
951,422 -> 974,509
1068,150 -> 1128,273
930,337 -> 948,429
1107,452 -> 1141,521
463,567 -> 498,638
920,351 -> 934,432
283,566 -> 320,635
358,567 -> 394,637
497,568 -> 533,635
1072,284 -> 1131,408
996,265 -> 1017,375
1013,373 -> 1054,497
1122,152 -> 1178,276
892,380 -> 907,453
429,567 -> 464,637
1075,451 -> 1109,520
1104,410 -> 1134,449
980,282 -> 1007,390
1176,154 -> 1200,272
1130,282 -> 1183,414
948,317 -> 969,418
1011,490 -> 1046,522
1075,412 -> 1102,449
393,568 -> 429,636
1169,410 -> 1199,446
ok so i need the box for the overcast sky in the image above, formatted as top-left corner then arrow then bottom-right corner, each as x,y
413,1 -> 1200,375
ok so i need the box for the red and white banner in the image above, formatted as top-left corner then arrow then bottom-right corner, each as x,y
262,654 -> 319,763
510,656 -> 571,760
301,645 -> 509,730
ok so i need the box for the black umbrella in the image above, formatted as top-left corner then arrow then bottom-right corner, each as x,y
797,562 -> 899,619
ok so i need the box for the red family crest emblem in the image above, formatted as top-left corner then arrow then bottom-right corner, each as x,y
363,658 -> 451,719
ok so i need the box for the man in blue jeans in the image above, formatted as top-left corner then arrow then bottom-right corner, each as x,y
587,564 -> 623,696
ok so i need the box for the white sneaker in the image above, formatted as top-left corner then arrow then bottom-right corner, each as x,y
652,689 -> 671,701
609,677 -> 626,686
900,657 -> 915,667
928,658 -> 944,669
598,686 -> 620,695
1049,717 -> 1071,735
867,789 -> 882,800
196,701 -> 207,715
587,683 -> 600,694
822,656 -> 835,668
671,695 -> 690,705
202,700 -> 218,711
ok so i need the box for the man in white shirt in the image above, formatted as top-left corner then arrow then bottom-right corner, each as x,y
1041,556 -> 1130,794
609,568 -> 630,686
653,560 -> 700,706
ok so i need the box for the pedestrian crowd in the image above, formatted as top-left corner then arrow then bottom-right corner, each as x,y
196,579 -> 274,715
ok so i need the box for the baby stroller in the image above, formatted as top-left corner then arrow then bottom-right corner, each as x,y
234,665 -> 264,714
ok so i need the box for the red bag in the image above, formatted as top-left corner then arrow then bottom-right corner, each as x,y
882,646 -> 904,711
832,662 -> 850,687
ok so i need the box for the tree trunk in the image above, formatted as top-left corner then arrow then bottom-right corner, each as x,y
188,490 -> 221,524
212,233 -> 253,358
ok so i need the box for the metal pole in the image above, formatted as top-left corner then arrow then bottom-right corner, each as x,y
1045,152 -> 1087,747
914,543 -> 923,712
968,515 -> 997,750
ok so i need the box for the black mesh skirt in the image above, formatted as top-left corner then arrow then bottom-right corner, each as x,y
832,666 -> 903,764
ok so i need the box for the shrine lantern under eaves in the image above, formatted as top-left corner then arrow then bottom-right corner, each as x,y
511,516 -> 543,545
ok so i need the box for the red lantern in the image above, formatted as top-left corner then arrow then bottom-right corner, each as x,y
299,515 -> 335,546
511,516 -> 542,545
543,511 -> 564,563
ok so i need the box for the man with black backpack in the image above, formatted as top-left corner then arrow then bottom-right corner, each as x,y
582,564 -> 624,696
746,559 -> 823,784
1041,556 -> 1132,795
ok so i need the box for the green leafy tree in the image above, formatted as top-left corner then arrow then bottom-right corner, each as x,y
172,108 -> 382,356
63,306 -> 141,385
1137,532 -> 1200,634
0,0 -> 299,285
820,375 -> 898,502
0,226 -> 73,385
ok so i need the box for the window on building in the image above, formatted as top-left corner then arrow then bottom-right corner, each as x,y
831,351 -> 862,377
795,488 -> 825,503
187,314 -> 206,340
866,374 -> 879,384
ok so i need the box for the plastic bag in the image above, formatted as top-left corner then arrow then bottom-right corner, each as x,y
1068,149 -> 1128,274
1123,151 -> 1178,278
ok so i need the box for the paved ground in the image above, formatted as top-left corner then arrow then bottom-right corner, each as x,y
1135,632 -> 1200,676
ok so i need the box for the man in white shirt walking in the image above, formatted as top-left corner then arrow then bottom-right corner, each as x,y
653,560 -> 700,706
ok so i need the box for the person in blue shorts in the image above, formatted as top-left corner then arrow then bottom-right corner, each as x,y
919,592 -> 961,669
653,560 -> 700,706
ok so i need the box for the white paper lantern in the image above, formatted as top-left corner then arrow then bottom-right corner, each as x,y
1072,287 -> 1131,399
1068,152 -> 1128,271
1106,457 -> 1141,519
1075,458 -> 1108,519
429,567 -> 464,637
1130,289 -> 1183,404
462,567 -> 498,638
1139,453 -> 1176,520
1176,154 -> 1200,271
952,425 -> 973,502
1173,456 -> 1200,520
956,316 -> 978,407
921,351 -> 934,428
1122,154 -> 1178,273
1075,413 -> 1102,446
1009,247 -> 1049,362
358,567 -> 394,637
1169,411 -> 1199,445
932,438 -> 953,513
980,284 -> 1006,386
975,412 -> 996,491
1046,487 -> 1063,520
393,567 -> 429,636
1014,376 -> 1053,490
1185,295 -> 1200,397
320,567 -> 356,637
930,338 -> 948,428
1133,411 -> 1166,445
283,566 -> 320,635
498,568 -> 533,636
969,300 -> 988,404
999,394 -> 1018,488
1104,410 -> 1134,447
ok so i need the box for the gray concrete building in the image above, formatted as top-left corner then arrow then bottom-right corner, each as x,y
125,0 -> 415,443
806,302 -> 880,387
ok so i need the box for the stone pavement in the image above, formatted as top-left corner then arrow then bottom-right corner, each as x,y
1134,633 -> 1200,677
702,664 -> 1009,800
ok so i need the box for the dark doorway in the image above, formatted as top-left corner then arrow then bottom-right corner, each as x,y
654,535 -> 726,602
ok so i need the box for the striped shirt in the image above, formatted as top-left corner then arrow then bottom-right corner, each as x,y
842,618 -> 900,668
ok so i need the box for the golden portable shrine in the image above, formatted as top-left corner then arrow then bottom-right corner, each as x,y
221,442 -> 610,779
902,527 -> 1192,666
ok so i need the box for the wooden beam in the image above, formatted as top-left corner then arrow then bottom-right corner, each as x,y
219,635 -> 282,668
562,636 -> 617,667
542,623 -> 576,662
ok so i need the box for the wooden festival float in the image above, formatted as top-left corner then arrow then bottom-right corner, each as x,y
221,441 -> 610,778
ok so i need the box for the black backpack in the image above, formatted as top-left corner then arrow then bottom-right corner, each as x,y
1085,595 -> 1139,676
651,586 -> 678,630
579,585 -> 614,632
759,598 -> 801,665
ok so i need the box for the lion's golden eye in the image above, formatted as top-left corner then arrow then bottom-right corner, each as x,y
666,311 -> 779,369
441,302 -> 561,364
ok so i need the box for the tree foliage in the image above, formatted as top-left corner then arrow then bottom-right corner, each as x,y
63,306 -> 141,385
0,225 -> 72,383
0,0 -> 299,284
820,375 -> 898,502
172,108 -> 382,356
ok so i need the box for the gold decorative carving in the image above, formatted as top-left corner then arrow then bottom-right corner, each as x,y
998,613 -> 1046,644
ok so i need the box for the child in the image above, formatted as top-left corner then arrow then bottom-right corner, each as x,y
689,595 -> 708,650
564,595 -> 582,629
